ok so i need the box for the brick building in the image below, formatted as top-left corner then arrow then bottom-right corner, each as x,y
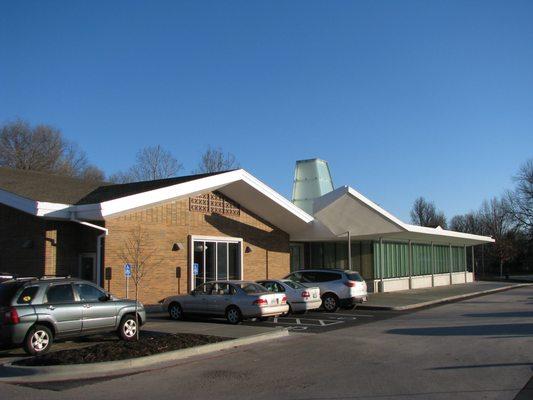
0,168 -> 311,303
0,164 -> 494,303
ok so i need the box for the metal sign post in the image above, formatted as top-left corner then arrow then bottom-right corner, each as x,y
124,263 -> 132,298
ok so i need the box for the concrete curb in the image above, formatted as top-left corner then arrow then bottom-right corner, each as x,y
358,284 -> 532,311
0,328 -> 290,384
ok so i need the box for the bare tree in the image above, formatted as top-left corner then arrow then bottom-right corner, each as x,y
0,119 -> 105,181
193,146 -> 239,174
506,159 -> 533,237
450,212 -> 483,234
479,198 -> 516,277
410,197 -> 447,228
110,145 -> 182,183
117,225 -> 156,340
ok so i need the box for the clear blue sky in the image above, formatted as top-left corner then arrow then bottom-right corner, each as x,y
1,1 -> 532,221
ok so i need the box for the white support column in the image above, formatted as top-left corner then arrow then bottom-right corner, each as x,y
408,240 -> 413,290
431,242 -> 435,287
449,244 -> 453,285
379,237 -> 384,292
464,245 -> 467,283
471,246 -> 475,281
347,231 -> 352,270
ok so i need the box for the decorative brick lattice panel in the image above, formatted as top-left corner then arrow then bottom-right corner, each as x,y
189,193 -> 209,213
189,192 -> 240,215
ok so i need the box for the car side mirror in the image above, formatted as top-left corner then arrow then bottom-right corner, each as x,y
99,294 -> 111,302
190,290 -> 196,296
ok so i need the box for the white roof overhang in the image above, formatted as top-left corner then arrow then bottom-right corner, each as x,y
10,169 -> 314,236
291,186 -> 494,245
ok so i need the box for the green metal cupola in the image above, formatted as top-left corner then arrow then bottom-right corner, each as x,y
291,158 -> 334,215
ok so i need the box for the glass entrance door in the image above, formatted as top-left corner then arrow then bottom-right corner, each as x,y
192,239 -> 242,289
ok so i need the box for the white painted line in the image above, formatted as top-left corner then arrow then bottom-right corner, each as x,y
318,312 -> 359,317
319,320 -> 326,326
266,320 -> 344,327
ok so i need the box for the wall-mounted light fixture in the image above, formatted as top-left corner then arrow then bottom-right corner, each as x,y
172,242 -> 185,251
245,246 -> 253,253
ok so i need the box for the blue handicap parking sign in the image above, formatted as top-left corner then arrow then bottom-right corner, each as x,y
124,263 -> 132,278
193,263 -> 199,276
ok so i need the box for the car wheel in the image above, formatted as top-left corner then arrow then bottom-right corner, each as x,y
322,294 -> 339,312
119,315 -> 139,341
24,325 -> 53,356
168,302 -> 184,321
225,306 -> 242,325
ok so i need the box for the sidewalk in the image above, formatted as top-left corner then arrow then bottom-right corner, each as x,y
359,281 -> 531,310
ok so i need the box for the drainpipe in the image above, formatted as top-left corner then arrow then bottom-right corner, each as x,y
70,212 -> 108,287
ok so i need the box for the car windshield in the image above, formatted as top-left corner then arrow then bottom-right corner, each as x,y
346,272 -> 364,282
237,283 -> 268,294
0,282 -> 23,306
283,280 -> 306,289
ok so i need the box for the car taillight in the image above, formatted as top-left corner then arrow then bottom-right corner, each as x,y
281,296 -> 287,304
344,281 -> 357,287
301,291 -> 310,298
253,298 -> 268,306
4,307 -> 19,324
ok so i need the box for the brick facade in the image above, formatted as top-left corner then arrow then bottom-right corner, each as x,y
0,203 -> 99,278
1,192 -> 291,305
103,192 -> 290,304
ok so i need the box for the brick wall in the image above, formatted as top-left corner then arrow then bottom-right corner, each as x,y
0,203 -> 46,276
0,203 -> 99,278
103,193 -> 290,304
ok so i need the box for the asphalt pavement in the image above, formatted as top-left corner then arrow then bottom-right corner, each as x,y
1,285 -> 532,399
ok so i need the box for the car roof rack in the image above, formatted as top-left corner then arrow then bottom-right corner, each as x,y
39,275 -> 71,280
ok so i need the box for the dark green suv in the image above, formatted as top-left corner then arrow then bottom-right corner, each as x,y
0,277 -> 146,355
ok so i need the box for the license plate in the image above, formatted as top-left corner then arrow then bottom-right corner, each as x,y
271,299 -> 278,305
313,293 -> 317,298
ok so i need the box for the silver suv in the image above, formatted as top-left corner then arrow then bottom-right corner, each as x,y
0,277 -> 146,355
285,269 -> 367,312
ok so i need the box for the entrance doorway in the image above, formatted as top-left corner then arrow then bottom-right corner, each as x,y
190,236 -> 243,289
79,253 -> 96,282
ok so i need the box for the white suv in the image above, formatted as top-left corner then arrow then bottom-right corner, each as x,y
284,269 -> 367,312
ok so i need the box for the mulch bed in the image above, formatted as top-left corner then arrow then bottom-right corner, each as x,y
14,332 -> 229,367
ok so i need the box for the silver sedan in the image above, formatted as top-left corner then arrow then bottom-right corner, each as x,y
162,280 -> 289,324
257,279 -> 321,313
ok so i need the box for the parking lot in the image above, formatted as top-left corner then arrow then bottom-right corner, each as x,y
146,308 -> 404,334
241,308 -> 403,333
0,308 -> 402,373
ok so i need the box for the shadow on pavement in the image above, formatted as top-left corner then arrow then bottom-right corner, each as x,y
431,362 -> 533,370
463,311 -> 533,318
387,323 -> 533,337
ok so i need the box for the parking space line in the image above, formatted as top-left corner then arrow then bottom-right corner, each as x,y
266,319 -> 344,327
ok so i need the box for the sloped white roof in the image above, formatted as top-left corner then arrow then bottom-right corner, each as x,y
291,185 -> 494,245
0,169 -> 314,236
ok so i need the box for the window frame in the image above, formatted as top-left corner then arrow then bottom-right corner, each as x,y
44,283 -> 77,304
